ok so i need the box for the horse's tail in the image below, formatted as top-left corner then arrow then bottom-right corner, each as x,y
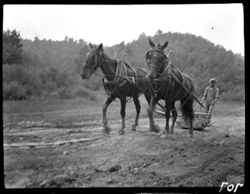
180,97 -> 194,127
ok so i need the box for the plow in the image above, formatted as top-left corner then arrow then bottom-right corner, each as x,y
155,107 -> 211,130
154,95 -> 212,130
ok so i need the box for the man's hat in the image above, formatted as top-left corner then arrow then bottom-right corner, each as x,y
209,78 -> 217,83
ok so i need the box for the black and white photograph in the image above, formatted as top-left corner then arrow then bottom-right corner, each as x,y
3,4 -> 245,190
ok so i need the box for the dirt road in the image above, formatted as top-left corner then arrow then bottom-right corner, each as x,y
4,112 -> 244,188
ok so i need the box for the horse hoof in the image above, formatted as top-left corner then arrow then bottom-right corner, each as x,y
159,131 -> 169,138
150,125 -> 161,133
155,125 -> 161,132
131,125 -> 136,131
163,129 -> 170,134
103,126 -> 111,134
169,133 -> 176,140
160,133 -> 167,138
119,130 -> 125,135
189,133 -> 193,138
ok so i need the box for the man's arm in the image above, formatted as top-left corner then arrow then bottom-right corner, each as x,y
211,88 -> 219,105
201,87 -> 208,104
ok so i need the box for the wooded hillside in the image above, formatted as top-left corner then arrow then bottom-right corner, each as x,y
3,30 -> 244,101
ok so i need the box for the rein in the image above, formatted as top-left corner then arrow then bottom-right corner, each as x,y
146,48 -> 170,97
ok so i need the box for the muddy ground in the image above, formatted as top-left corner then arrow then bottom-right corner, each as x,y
4,108 -> 244,188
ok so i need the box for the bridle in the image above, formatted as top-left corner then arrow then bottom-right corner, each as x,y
146,48 -> 168,60
85,48 -> 104,72
145,48 -> 171,97
145,48 -> 169,76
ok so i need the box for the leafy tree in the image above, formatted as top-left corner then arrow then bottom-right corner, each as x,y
156,29 -> 163,36
3,30 -> 23,64
74,45 -> 90,73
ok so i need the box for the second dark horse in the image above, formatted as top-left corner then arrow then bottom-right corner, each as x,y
145,38 -> 195,137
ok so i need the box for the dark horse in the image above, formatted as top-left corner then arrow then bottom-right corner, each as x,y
81,43 -> 159,135
145,38 -> 195,137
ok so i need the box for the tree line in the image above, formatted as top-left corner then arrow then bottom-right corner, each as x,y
3,29 -> 244,101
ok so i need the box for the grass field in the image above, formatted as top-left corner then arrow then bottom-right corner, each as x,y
3,94 -> 245,126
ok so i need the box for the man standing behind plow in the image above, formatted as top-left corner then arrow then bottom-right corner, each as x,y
201,78 -> 220,119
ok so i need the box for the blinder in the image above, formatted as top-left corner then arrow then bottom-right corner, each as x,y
145,48 -> 169,70
86,49 -> 102,71
145,51 -> 151,60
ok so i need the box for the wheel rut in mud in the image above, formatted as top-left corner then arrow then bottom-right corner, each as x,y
4,116 -> 244,187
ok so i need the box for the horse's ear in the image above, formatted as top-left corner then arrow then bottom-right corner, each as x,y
89,43 -> 93,48
162,41 -> 168,50
148,38 -> 155,48
98,43 -> 103,51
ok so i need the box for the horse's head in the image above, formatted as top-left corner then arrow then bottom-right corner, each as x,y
81,43 -> 103,79
145,38 -> 169,80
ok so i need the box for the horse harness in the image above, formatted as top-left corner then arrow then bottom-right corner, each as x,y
102,60 -> 138,99
146,48 -> 171,97
146,48 -> 169,70
146,48 -> 194,108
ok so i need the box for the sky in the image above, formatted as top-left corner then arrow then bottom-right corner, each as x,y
3,4 -> 244,55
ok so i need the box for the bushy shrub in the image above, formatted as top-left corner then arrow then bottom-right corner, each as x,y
3,64 -> 22,83
220,90 -> 245,102
220,86 -> 245,102
3,64 -> 43,97
45,81 -> 58,94
72,86 -> 98,101
55,71 -> 75,88
57,87 -> 74,99
82,75 -> 102,91
3,81 -> 28,100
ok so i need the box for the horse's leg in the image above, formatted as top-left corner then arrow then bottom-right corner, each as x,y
186,99 -> 194,137
170,102 -> 177,134
159,99 -> 170,138
102,96 -> 115,133
144,93 -> 150,104
131,95 -> 140,131
147,96 -> 160,133
181,98 -> 194,137
189,116 -> 194,137
189,102 -> 194,137
119,96 -> 126,135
